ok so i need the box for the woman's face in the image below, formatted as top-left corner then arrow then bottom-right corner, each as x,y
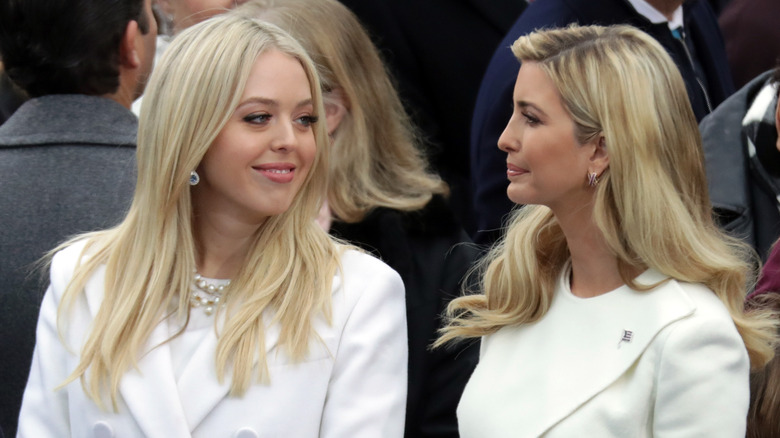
157,0 -> 248,32
498,61 -> 601,215
192,49 -> 318,226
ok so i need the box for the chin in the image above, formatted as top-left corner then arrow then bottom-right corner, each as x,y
506,187 -> 533,206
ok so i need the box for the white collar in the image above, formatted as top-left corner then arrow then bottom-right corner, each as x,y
626,0 -> 684,30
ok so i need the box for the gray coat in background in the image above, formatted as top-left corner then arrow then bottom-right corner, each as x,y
700,70 -> 780,263
0,94 -> 136,434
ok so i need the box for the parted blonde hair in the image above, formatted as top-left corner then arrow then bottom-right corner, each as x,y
55,14 -> 340,409
437,24 -> 777,369
239,0 -> 447,222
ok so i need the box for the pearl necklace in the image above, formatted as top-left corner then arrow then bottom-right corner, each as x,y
191,272 -> 230,316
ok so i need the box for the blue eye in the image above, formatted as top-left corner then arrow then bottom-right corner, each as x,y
244,113 -> 271,124
296,115 -> 319,127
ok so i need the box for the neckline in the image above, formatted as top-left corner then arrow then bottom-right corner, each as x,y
559,261 -> 659,302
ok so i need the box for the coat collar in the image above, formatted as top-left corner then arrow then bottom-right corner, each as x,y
0,94 -> 137,148
484,267 -> 696,437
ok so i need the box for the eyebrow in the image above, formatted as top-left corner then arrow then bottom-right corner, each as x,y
517,100 -> 546,116
236,97 -> 314,110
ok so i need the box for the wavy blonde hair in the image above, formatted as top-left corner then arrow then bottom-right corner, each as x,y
55,14 -> 340,409
436,24 -> 777,369
239,0 -> 447,222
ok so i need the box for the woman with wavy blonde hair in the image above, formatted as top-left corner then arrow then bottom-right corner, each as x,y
237,1 -> 479,436
17,13 -> 407,437
437,24 -> 778,437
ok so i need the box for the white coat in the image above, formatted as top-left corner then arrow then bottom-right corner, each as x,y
17,241 -> 408,438
458,267 -> 750,437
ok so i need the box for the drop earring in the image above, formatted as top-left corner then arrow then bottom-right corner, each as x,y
189,170 -> 200,186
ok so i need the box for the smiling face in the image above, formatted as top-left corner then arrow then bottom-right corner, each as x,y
192,49 -> 317,226
498,61 -> 602,215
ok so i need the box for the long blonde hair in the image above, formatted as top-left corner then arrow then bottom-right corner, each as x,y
55,14 -> 340,409
437,24 -> 777,369
239,0 -> 447,222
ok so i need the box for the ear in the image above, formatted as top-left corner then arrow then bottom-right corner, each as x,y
119,20 -> 141,69
324,88 -> 349,135
588,135 -> 610,176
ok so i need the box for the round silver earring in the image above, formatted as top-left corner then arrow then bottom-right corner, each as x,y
189,170 -> 200,186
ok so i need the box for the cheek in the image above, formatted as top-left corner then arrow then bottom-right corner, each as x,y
300,135 -> 318,173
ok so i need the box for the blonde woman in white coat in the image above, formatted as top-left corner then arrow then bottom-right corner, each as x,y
436,25 -> 778,437
17,14 -> 407,438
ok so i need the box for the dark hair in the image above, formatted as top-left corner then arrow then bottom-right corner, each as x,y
0,0 -> 150,97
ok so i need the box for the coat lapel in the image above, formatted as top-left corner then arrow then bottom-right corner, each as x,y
484,270 -> 696,437
175,313 -> 282,431
82,269 -> 191,438
176,271 -> 342,430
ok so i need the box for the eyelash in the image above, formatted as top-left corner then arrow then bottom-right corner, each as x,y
244,113 -> 270,124
296,115 -> 318,127
242,114 -> 318,127
521,112 -> 541,126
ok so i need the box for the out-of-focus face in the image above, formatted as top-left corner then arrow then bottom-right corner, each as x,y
192,49 -> 318,226
498,62 -> 599,215
157,0 -> 249,33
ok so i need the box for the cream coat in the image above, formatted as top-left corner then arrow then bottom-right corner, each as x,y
17,241 -> 408,438
458,267 -> 750,437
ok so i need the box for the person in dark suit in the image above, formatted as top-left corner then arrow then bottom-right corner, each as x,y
336,0 -> 526,236
242,1 -> 481,436
0,0 -> 157,434
470,0 -> 735,245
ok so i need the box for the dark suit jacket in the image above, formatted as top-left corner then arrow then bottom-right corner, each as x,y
330,196 -> 480,438
337,0 -> 526,236
470,0 -> 735,245
700,71 -> 780,262
0,94 -> 137,436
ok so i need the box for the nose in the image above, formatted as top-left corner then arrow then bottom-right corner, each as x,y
497,118 -> 519,153
269,119 -> 297,153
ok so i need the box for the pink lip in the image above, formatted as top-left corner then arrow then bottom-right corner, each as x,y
254,162 -> 296,184
506,163 -> 528,178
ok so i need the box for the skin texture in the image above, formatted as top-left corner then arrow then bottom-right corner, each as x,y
191,49 -> 317,277
499,61 -> 624,298
498,62 -> 601,217
111,0 -> 158,108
